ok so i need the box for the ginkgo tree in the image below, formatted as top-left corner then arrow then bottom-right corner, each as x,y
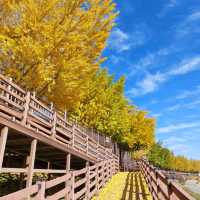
72,69 -> 155,149
0,0 -> 117,110
0,0 -> 155,151
123,110 -> 155,150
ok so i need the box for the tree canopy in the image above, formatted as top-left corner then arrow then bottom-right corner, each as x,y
0,0 -> 117,110
0,0 -> 155,150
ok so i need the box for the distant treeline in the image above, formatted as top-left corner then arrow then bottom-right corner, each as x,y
146,143 -> 200,172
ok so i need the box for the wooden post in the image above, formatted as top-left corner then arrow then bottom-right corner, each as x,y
97,143 -> 99,162
32,91 -> 36,98
47,161 -> 52,181
50,103 -> 56,138
66,153 -> 71,172
96,163 -> 99,195
52,111 -> 57,138
105,160 -> 108,182
64,111 -> 67,121
110,160 -> 112,178
5,78 -> 11,105
70,171 -> 75,200
37,181 -> 45,200
156,171 -> 160,200
86,136 -> 89,155
22,91 -> 30,125
102,161 -> 105,186
106,160 -> 109,181
0,127 -> 8,171
168,180 -> 173,200
113,159 -> 115,175
65,153 -> 71,200
86,161 -> 90,200
110,160 -> 112,176
26,139 -> 37,187
72,124 -> 75,147
107,160 -> 109,180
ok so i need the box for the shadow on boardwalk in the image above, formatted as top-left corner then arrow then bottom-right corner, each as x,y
121,172 -> 151,200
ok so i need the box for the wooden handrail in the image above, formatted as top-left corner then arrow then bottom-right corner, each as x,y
140,160 -> 196,200
0,74 -> 119,163
0,159 -> 117,200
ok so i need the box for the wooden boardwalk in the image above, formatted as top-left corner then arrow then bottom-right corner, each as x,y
92,172 -> 152,200
0,159 -> 117,200
0,73 -> 119,197
0,74 -> 196,200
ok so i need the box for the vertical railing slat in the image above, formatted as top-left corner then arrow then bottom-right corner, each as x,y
22,91 -> 30,125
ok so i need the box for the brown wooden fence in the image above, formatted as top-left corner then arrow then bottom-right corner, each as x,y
0,159 -> 116,200
140,160 -> 196,200
0,74 -> 118,163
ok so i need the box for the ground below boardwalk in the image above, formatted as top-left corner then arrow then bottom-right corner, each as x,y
93,172 -> 152,200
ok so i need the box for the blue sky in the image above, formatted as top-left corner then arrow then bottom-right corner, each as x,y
103,0 -> 200,159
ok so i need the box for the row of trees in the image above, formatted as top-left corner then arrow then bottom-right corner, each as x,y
0,0 -> 199,173
0,0 -> 155,151
147,143 -> 200,172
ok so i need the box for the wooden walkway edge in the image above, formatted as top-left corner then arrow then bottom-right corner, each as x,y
0,159 -> 117,200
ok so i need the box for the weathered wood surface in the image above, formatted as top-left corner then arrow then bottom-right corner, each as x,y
140,160 -> 196,200
0,159 -> 117,200
0,74 -> 119,163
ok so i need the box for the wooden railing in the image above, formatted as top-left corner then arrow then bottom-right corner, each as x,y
0,74 -> 119,163
140,160 -> 196,200
0,159 -> 116,200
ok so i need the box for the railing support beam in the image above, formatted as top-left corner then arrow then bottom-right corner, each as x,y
22,92 -> 30,126
26,139 -> 37,187
0,126 -> 8,171
66,153 -> 71,172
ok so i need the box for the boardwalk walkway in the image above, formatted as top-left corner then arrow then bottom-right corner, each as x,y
0,73 -> 195,200
92,172 -> 152,200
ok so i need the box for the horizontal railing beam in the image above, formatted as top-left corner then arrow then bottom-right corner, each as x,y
0,74 -> 118,163
140,160 -> 195,200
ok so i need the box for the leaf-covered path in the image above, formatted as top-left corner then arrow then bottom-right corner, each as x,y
92,172 -> 152,200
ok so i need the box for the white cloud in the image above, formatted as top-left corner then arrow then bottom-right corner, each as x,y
167,143 -> 189,155
163,137 -> 188,146
175,85 -> 200,99
110,55 -> 121,64
187,11 -> 200,22
108,26 -> 148,53
176,11 -> 200,38
168,57 -> 200,75
157,122 -> 200,134
127,72 -> 166,96
138,73 -> 166,93
127,47 -> 173,79
151,113 -> 162,118
108,28 -> 130,52
127,56 -> 200,97
168,0 -> 178,7
186,99 -> 200,109
158,0 -> 178,17
160,131 -> 200,158
166,104 -> 181,111
126,54 -> 155,80
166,99 -> 200,112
